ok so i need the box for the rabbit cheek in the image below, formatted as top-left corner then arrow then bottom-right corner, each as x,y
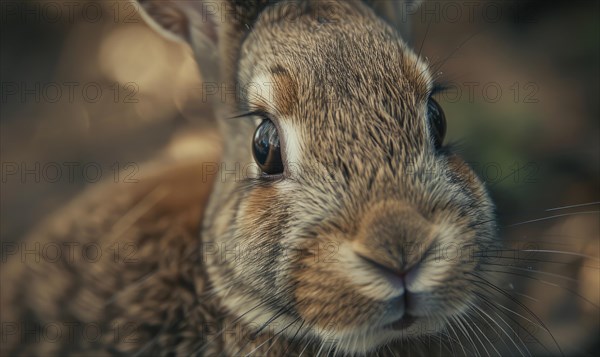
446,155 -> 489,205
435,155 -> 497,307
444,155 -> 496,249
238,185 -> 287,248
291,238 -> 386,331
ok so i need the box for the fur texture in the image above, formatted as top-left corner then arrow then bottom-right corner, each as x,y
1,0 -> 498,355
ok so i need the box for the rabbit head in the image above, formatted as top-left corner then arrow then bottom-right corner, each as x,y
137,0 -> 497,353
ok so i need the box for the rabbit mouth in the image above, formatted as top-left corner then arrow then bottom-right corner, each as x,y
385,314 -> 417,330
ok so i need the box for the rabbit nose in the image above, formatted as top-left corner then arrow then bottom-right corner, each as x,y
354,252 -> 425,299
355,252 -> 423,281
352,201 -> 435,278
355,250 -> 424,321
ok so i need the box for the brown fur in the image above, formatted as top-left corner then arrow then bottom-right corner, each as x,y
270,66 -> 299,117
2,1 -> 498,355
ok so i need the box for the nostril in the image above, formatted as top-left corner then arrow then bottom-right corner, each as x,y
356,253 -> 417,280
356,253 -> 421,285
356,253 -> 405,293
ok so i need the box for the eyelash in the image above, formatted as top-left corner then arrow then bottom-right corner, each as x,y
228,109 -> 269,120
431,82 -> 452,97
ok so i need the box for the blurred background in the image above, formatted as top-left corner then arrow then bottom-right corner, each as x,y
1,0 -> 598,355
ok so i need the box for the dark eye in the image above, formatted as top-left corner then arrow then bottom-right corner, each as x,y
252,119 -> 284,175
427,98 -> 446,149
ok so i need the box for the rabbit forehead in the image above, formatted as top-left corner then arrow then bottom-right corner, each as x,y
239,2 -> 432,105
238,1 -> 433,162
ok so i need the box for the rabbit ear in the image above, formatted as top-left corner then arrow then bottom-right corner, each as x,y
133,0 -> 273,84
132,0 -> 218,84
364,0 -> 422,39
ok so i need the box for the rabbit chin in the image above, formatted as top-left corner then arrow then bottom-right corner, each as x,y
309,315 -> 449,355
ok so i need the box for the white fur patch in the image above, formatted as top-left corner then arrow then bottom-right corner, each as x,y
279,120 -> 302,174
247,73 -> 276,107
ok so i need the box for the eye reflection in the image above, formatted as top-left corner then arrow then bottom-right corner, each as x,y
252,119 -> 284,175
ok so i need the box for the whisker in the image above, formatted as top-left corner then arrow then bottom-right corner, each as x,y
429,29 -> 485,76
281,318 -> 306,356
545,201 -> 600,211
479,268 -> 599,309
474,249 -> 600,265
244,316 -> 301,357
518,249 -> 599,261
479,262 -> 579,282
454,315 -> 481,357
462,313 -> 491,356
467,300 -> 524,356
315,339 -> 327,357
466,272 -> 564,356
512,292 -> 540,303
479,254 -> 578,266
443,324 -> 457,357
468,276 -> 564,356
446,318 -> 468,356
298,328 -> 318,357
189,283 -> 297,355
467,308 -> 500,356
473,291 -> 548,356
507,211 -> 600,227
417,14 -> 434,60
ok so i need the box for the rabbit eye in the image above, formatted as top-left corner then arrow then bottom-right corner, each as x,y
427,98 -> 446,149
252,119 -> 284,175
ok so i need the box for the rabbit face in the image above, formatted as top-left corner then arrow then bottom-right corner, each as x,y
138,0 -> 497,353
201,1 -> 497,354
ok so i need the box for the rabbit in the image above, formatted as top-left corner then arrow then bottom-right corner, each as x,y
0,0 -> 502,355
